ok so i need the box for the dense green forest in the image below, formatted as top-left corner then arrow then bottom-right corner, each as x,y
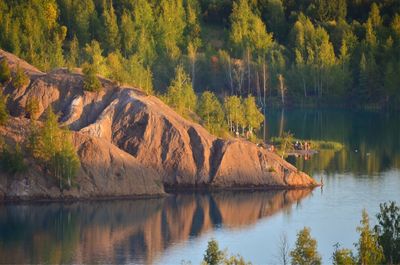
1,0 -> 400,111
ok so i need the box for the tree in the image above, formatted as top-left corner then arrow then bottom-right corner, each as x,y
165,65 -> 196,114
277,233 -> 290,265
203,239 -> 224,265
12,65 -> 29,89
355,210 -> 384,265
243,95 -> 264,134
197,91 -> 224,134
224,95 -> 244,135
101,0 -> 120,53
0,143 -> 27,174
290,227 -> 322,265
374,201 -> 400,264
120,11 -> 135,57
332,243 -> 356,265
126,55 -> 153,94
84,40 -> 107,75
66,35 -> 79,68
0,59 -> 11,84
31,106 -> 79,190
0,90 -> 8,125
82,64 -> 102,92
157,0 -> 186,61
25,97 -> 40,120
106,51 -> 127,85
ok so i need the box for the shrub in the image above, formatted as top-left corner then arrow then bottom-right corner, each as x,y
82,64 -> 102,92
12,65 -> 29,89
0,90 -> 9,125
0,59 -> 11,84
0,143 -> 27,174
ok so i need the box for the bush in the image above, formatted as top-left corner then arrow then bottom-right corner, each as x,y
0,59 -> 11,84
0,90 -> 8,125
12,65 -> 29,89
82,64 -> 102,92
0,143 -> 27,174
25,97 -> 40,120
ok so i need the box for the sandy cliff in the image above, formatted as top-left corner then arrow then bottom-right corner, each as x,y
0,49 -> 317,200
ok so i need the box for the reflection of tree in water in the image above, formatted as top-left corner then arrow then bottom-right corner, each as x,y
266,109 -> 400,176
0,190 -> 312,264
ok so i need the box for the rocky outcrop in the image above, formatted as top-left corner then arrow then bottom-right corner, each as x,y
0,49 -> 318,200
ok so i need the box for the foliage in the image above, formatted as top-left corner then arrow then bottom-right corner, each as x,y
165,65 -> 196,115
82,64 -> 102,92
332,244 -> 356,265
28,107 -> 80,190
25,97 -> 40,120
202,239 -> 251,265
290,227 -> 322,265
2,0 -> 400,109
0,59 -> 11,84
0,89 -> 8,125
203,239 -> 224,265
374,201 -> 400,264
355,210 -> 384,265
197,91 -> 224,134
0,142 -> 27,174
278,131 -> 294,158
12,65 -> 29,89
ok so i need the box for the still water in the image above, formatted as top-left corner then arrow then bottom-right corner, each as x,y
1,109 -> 400,264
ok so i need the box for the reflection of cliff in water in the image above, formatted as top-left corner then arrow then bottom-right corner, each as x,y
0,189 -> 312,264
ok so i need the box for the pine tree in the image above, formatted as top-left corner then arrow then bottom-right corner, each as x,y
82,64 -> 102,92
0,90 -> 9,125
203,239 -> 224,265
356,210 -> 384,265
290,227 -> 322,265
165,65 -> 196,114
101,0 -> 120,53
0,59 -> 11,84
12,65 -> 29,89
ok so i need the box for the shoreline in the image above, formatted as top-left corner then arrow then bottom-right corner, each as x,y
0,183 -> 320,203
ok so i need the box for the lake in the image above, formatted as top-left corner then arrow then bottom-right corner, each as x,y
1,109 -> 399,264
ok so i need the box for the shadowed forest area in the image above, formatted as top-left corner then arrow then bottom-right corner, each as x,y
1,0 -> 400,112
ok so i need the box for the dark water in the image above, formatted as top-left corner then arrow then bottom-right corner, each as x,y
1,109 -> 400,264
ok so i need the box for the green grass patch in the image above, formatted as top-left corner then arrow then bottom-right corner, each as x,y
270,137 -> 344,151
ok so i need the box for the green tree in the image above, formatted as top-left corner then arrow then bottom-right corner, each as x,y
84,40 -> 107,75
126,54 -> 153,94
356,210 -> 384,265
101,0 -> 120,53
197,91 -> 224,134
120,11 -> 135,57
165,65 -> 196,114
82,64 -> 102,92
0,90 -> 8,125
332,244 -> 356,265
66,35 -> 79,68
224,95 -> 244,135
12,65 -> 29,89
290,227 -> 322,265
26,97 -> 40,120
374,201 -> 400,264
106,51 -> 127,85
0,143 -> 27,174
0,59 -> 11,84
242,96 -> 264,134
203,239 -> 224,265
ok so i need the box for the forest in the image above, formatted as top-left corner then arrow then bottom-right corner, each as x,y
1,0 -> 400,116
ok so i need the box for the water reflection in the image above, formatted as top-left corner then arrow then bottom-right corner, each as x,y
0,190 -> 312,264
265,109 -> 400,175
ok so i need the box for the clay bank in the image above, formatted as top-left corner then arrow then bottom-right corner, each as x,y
0,49 -> 318,201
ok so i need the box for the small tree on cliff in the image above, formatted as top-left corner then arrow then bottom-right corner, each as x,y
0,90 -> 9,125
290,227 -> 322,265
0,59 -> 11,84
12,65 -> 29,89
82,63 -> 102,92
29,107 -> 80,190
